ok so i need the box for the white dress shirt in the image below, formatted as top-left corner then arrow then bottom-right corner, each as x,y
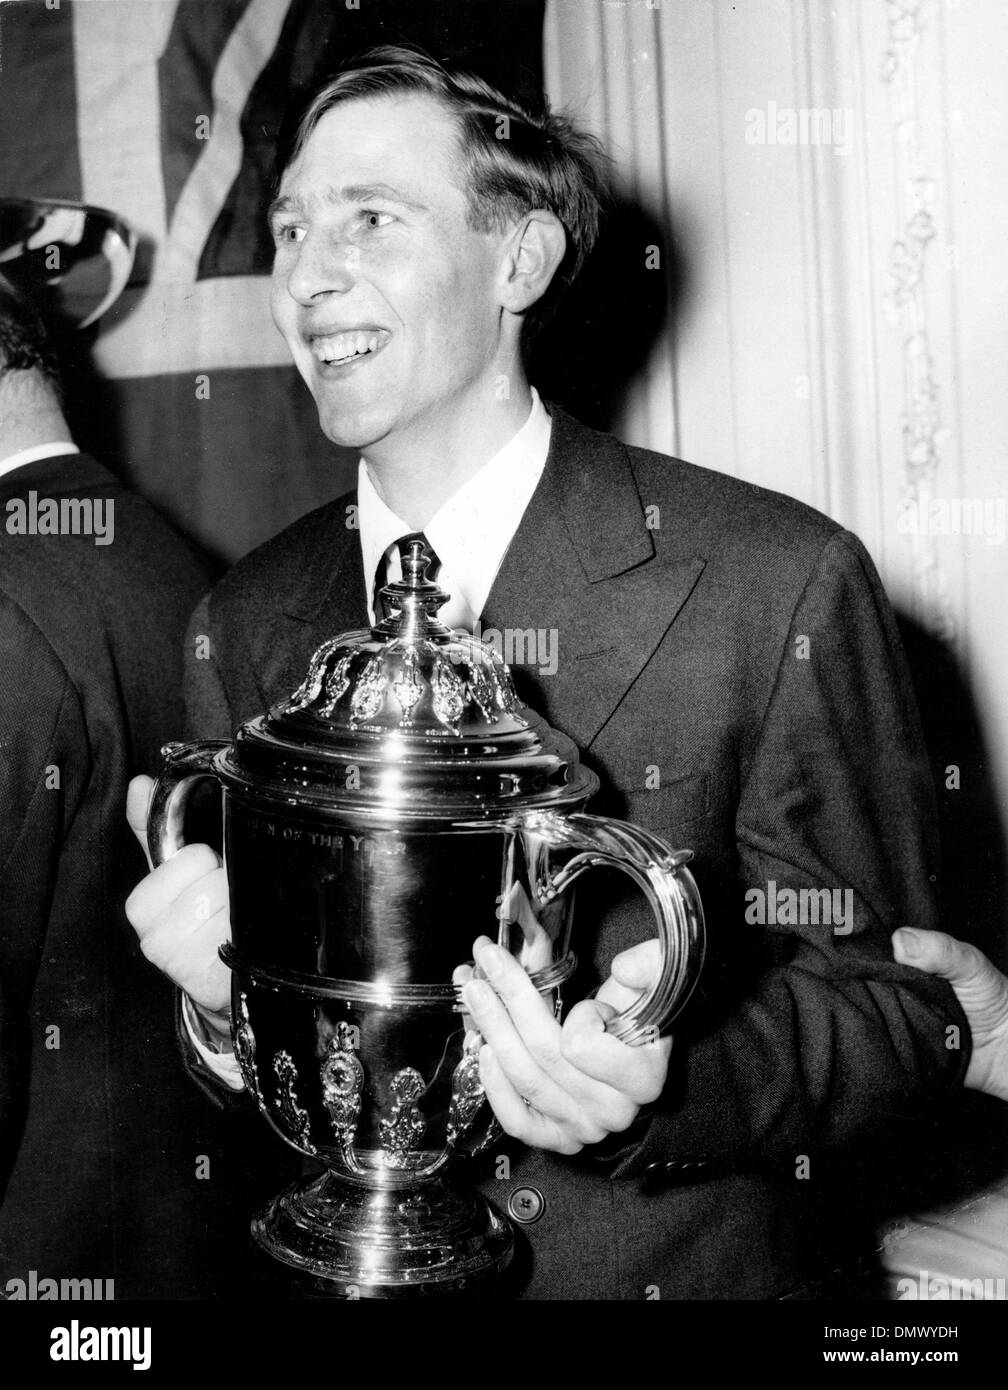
0,440 -> 79,481
186,389 -> 553,1084
359,387 -> 552,628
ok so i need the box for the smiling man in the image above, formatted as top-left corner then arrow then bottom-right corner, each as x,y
125,46 -> 969,1300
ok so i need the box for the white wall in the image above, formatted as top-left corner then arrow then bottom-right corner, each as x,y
545,0 -> 1008,909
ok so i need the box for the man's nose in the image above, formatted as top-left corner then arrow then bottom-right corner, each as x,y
284,229 -> 357,304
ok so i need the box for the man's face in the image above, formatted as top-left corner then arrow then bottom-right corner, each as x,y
269,93 -> 507,452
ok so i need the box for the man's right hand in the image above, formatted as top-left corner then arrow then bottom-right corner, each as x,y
125,774 -> 232,1017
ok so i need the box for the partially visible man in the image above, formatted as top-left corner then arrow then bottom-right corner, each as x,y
880,929 -> 1008,1297
0,280 -> 257,1297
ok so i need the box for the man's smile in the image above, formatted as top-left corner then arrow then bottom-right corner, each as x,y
308,326 -> 391,369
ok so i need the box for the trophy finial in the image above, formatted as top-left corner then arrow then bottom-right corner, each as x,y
376,535 -> 450,642
402,538 -> 431,587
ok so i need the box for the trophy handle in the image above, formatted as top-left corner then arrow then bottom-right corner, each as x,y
147,740 -> 228,866
516,811 -> 705,1045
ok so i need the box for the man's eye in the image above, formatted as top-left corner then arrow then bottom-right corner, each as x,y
273,223 -> 305,244
360,211 -> 393,231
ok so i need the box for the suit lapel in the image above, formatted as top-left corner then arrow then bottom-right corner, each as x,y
484,407 -> 706,750
263,495 -> 368,696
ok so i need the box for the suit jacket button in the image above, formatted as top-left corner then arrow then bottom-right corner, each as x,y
507,1186 -> 545,1224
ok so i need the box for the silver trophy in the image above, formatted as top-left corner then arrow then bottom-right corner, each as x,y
148,543 -> 705,1295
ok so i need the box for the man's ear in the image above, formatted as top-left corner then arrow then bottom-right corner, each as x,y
498,211 -> 567,317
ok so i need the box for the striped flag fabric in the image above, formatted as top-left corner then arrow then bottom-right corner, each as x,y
0,0 -> 544,563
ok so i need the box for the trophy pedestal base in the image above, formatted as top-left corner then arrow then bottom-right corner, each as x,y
251,1170 -> 513,1297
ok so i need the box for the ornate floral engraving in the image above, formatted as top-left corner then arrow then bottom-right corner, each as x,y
882,0 -> 955,643
379,1067 -> 426,1168
349,655 -> 386,725
392,646 -> 424,725
273,1050 -> 316,1155
466,660 -> 497,725
320,1023 -> 365,1151
494,663 -> 520,715
446,1031 -> 487,1147
467,1117 -> 503,1159
431,656 -> 466,732
320,652 -> 355,716
233,990 -> 265,1110
288,637 -> 343,709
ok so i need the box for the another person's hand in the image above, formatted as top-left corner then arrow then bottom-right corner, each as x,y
893,928 -> 1008,1103
458,936 -> 671,1154
125,774 -> 232,1020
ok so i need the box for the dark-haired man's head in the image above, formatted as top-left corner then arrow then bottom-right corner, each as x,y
0,277 -> 62,386
0,276 -> 70,455
268,46 -> 608,504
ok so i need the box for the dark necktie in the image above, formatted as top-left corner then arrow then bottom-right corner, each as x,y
373,532 -> 441,621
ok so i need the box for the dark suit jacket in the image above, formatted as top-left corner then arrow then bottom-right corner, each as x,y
183,406 -> 969,1299
0,451 -> 265,1298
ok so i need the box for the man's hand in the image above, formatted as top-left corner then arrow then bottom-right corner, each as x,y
458,936 -> 671,1155
125,774 -> 232,1019
893,928 -> 1008,1103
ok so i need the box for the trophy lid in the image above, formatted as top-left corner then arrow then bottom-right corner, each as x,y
220,541 -> 596,818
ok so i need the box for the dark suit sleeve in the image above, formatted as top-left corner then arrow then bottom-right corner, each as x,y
616,530 -> 969,1175
0,598 -> 89,997
0,599 -> 89,1168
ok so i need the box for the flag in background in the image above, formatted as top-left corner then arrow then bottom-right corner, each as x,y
0,0 -> 544,564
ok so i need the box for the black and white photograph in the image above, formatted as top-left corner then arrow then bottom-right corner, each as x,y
0,0 -> 1005,1360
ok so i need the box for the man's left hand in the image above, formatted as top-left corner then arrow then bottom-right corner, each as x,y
458,936 -> 672,1155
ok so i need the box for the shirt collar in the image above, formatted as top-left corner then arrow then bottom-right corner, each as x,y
0,440 -> 80,481
357,388 -> 552,627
